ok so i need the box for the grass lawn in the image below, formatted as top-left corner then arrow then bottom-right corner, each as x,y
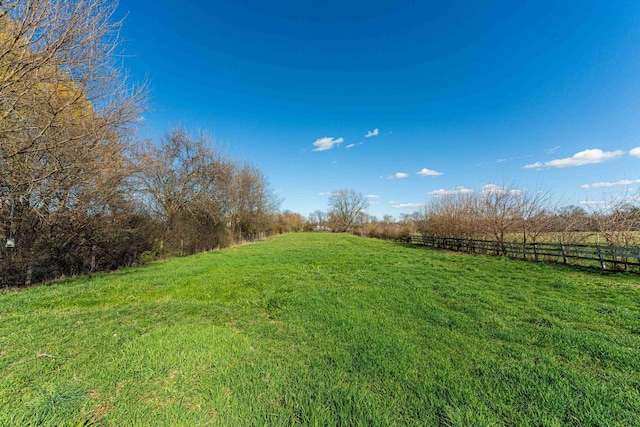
1,233 -> 639,426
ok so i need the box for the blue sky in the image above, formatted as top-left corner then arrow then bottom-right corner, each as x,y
115,0 -> 640,218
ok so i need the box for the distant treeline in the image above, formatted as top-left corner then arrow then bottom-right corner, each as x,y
354,189 -> 640,251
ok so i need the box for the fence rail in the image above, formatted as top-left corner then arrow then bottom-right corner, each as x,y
408,235 -> 640,273
239,231 -> 272,243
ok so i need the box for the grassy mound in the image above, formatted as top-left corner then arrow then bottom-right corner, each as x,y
1,233 -> 639,426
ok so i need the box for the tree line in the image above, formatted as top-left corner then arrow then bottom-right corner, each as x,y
357,186 -> 640,252
0,0 -> 279,286
278,186 -> 640,252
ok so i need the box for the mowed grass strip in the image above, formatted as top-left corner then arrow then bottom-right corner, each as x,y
1,233 -> 639,426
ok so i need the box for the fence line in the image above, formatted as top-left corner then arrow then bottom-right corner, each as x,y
408,235 -> 640,273
238,231 -> 272,243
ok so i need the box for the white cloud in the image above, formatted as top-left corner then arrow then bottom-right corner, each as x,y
581,195 -> 640,209
391,202 -> 426,209
366,194 -> 379,199
346,144 -> 356,149
364,128 -> 379,138
545,145 -> 561,155
312,137 -> 344,152
480,184 -> 522,196
318,192 -> 337,196
388,172 -> 408,179
416,168 -> 443,177
429,186 -> 474,196
581,179 -> 640,189
496,155 -> 530,163
630,147 -> 640,158
525,149 -> 624,169
524,161 -> 543,169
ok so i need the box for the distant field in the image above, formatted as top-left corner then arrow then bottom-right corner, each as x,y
501,231 -> 640,246
1,233 -> 639,426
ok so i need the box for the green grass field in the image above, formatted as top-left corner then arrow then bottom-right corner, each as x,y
1,233 -> 639,426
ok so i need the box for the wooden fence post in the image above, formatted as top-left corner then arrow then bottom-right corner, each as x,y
25,264 -> 33,287
90,245 -> 97,273
596,245 -> 605,271
560,243 -> 567,264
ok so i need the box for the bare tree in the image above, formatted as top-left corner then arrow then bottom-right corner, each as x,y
135,130 -> 227,223
228,164 -> 280,239
418,192 -> 479,239
134,128 -> 234,254
588,189 -> 640,247
305,210 -> 328,231
515,188 -> 556,245
553,205 -> 593,244
0,0 -> 146,285
275,211 -> 307,233
134,128 -> 280,254
327,189 -> 368,232
1,0 -> 145,187
476,185 -> 523,254
314,210 -> 327,228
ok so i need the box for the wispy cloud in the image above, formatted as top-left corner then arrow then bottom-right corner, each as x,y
312,137 -> 344,152
630,147 -> 640,158
481,184 -> 522,196
496,155 -> 530,163
525,149 -> 624,169
580,195 -> 640,210
318,192 -> 337,196
581,179 -> 640,189
545,145 -> 561,155
416,168 -> 443,177
580,200 -> 607,206
390,202 -> 426,209
388,172 -> 408,179
364,128 -> 379,138
366,194 -> 379,199
429,186 -> 474,196
346,144 -> 356,149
